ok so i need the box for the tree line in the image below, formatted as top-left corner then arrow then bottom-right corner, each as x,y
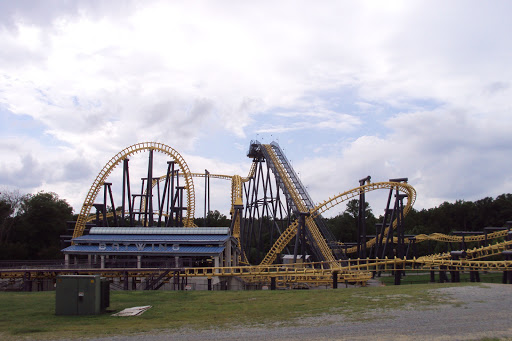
0,191 -> 73,260
325,194 -> 512,241
1,189 -> 512,261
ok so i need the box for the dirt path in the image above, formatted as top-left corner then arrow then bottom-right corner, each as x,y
91,283 -> 512,341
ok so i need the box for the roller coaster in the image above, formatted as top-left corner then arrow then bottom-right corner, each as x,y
1,141 -> 512,290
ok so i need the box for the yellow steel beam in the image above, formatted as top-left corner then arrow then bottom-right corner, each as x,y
261,144 -> 337,265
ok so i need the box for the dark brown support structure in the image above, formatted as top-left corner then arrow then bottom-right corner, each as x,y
146,149 -> 154,226
204,169 -> 210,227
357,176 -> 371,259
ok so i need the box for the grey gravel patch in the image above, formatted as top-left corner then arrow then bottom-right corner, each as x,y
88,284 -> 512,341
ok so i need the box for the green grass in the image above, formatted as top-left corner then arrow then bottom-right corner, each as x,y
0,283 -> 469,340
378,271 -> 504,286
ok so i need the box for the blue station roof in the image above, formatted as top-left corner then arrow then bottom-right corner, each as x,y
62,244 -> 224,256
89,227 -> 230,235
63,226 -> 232,257
72,234 -> 230,244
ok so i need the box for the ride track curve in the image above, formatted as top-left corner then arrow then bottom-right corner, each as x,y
259,180 -> 417,266
413,230 -> 510,243
73,142 -> 196,239
338,228 -> 511,257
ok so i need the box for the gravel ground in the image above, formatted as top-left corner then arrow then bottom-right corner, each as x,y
90,283 -> 512,341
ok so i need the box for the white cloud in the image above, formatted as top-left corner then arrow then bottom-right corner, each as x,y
0,0 -> 511,222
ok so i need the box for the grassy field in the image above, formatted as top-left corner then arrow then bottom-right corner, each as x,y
378,271 -> 504,286
0,282 -> 473,340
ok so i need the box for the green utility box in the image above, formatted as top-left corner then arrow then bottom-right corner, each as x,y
55,275 -> 110,315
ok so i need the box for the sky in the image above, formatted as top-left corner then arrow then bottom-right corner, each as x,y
1,0 -> 511,219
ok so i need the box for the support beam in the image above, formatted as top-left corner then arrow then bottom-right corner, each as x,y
332,271 -> 338,289
270,277 -> 276,290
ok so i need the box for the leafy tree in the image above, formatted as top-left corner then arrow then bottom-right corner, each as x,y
0,191 -> 73,260
325,199 -> 377,243
324,212 -> 357,242
345,199 -> 370,218
194,210 -> 231,227
0,190 -> 28,244
0,199 -> 13,243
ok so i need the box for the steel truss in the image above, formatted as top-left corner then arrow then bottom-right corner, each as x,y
240,156 -> 294,264
241,141 -> 344,265
87,151 -> 188,229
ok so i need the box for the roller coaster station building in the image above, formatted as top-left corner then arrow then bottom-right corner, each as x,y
63,226 -> 240,270
61,226 -> 242,290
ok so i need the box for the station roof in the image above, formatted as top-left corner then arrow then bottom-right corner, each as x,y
62,245 -> 224,257
89,227 -> 230,235
72,234 -> 230,244
63,226 -> 233,257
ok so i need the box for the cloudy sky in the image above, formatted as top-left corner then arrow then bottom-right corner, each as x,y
1,0 -> 511,218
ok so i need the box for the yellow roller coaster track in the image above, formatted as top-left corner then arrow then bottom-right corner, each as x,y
316,258 -> 512,273
417,238 -> 512,262
413,230 -> 509,243
73,142 -> 196,239
261,144 -> 338,265
337,230 -> 511,255
260,180 -> 417,266
4,257 -> 512,284
0,265 -> 374,286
